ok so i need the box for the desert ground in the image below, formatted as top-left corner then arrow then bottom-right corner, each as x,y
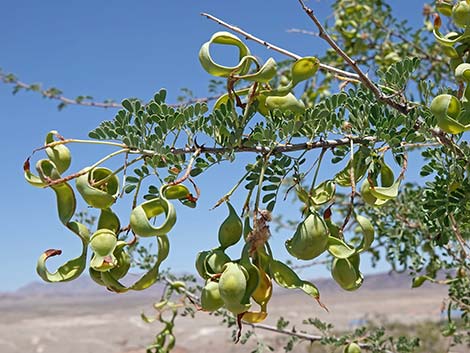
0,273 -> 459,353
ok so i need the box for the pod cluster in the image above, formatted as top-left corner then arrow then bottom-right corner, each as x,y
285,147 -> 403,291
24,131 -> 193,292
195,202 -> 322,322
199,31 -> 320,115
430,1 -> 470,133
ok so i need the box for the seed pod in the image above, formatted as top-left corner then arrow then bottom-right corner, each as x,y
344,342 -> 362,353
90,229 -> 117,272
45,131 -> 71,174
285,211 -> 329,260
201,280 -> 224,311
218,263 -> 250,314
109,242 -> 131,280
360,178 -> 388,207
436,1 -> 453,17
453,1 -> 470,28
97,208 -> 120,234
76,167 -> 119,209
218,202 -> 243,249
265,93 -> 306,114
310,180 -> 336,205
130,197 -> 176,237
205,249 -> 231,275
163,184 -> 191,200
430,94 -> 470,134
252,268 -> 272,306
195,250 -> 211,279
332,255 -> 362,291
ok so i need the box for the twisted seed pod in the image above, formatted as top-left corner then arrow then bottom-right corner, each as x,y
89,229 -> 118,272
360,178 -> 387,206
199,31 -> 252,77
89,241 -> 131,286
240,245 -> 260,305
355,215 -> 374,253
201,280 -> 224,311
285,211 -> 329,260
130,196 -> 176,237
76,167 -> 119,209
218,263 -> 251,314
270,260 -> 321,301
97,208 -> 120,233
218,202 -> 243,249
33,159 -> 89,282
45,131 -> 71,174
430,94 -> 470,134
101,234 -> 170,292
195,250 -> 212,279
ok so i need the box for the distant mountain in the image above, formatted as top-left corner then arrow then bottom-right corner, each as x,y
5,271 -> 426,298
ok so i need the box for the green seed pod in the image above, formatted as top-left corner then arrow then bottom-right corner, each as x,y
332,255 -> 362,291
163,184 -> 191,200
285,211 -> 329,260
109,242 -> 131,280
130,197 -> 176,237
97,208 -> 120,234
89,268 -> 105,286
344,342 -> 362,353
311,180 -> 336,205
360,179 -> 388,207
430,94 -> 470,134
218,202 -> 243,249
201,280 -> 224,311
264,93 -> 306,115
332,258 -> 358,290
89,229 -> 118,272
76,167 -> 119,209
45,131 -> 71,174
205,249 -> 231,275
195,250 -> 211,279
291,57 -> 320,85
218,263 -> 250,314
453,1 -> 470,28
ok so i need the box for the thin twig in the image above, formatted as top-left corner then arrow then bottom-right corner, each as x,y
449,213 -> 470,258
0,71 -> 219,109
200,12 -> 361,81
296,0 -> 411,115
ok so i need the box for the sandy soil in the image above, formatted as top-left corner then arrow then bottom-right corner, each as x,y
0,284 -> 453,353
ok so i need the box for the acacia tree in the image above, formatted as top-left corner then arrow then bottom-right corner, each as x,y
3,0 -> 470,352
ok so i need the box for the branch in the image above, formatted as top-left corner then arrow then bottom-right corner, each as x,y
200,13 -> 361,81
137,136 -> 377,156
296,0 -> 411,115
0,70 -> 219,109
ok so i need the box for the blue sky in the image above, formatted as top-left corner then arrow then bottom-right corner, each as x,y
0,0 -> 426,291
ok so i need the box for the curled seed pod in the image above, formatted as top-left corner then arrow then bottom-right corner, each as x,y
218,202 -> 243,249
360,178 -> 387,206
199,31 -> 252,77
109,242 -> 131,280
195,250 -> 211,279
45,131 -> 71,174
252,268 -> 272,306
239,57 -> 277,83
205,249 -> 231,276
355,215 -> 374,253
201,280 -> 224,311
130,197 -> 176,237
431,93 -> 470,134
285,211 -> 329,260
34,159 -> 89,283
453,1 -> 470,28
76,167 -> 119,209
163,184 -> 191,200
218,263 -> 250,314
89,267 -> 105,286
344,342 -> 362,353
90,229 -> 118,272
